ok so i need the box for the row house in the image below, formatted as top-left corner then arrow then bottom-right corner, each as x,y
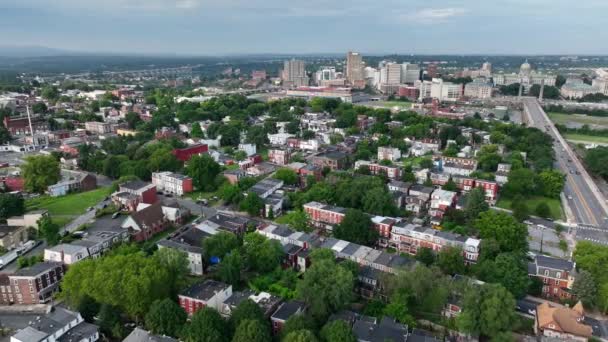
220,290 -> 282,319
2,115 -> 48,135
303,201 -> 347,231
311,151 -> 348,171
151,171 -> 193,196
196,213 -> 250,236
112,180 -> 157,211
158,226 -> 208,276
172,144 -> 208,162
440,156 -> 478,175
287,138 -> 320,151
268,148 -> 291,165
268,133 -> 294,146
301,113 -> 336,132
354,160 -> 401,179
429,189 -> 458,225
372,216 -> 397,247
430,172 -> 450,187
257,224 -> 317,250
405,184 -> 434,215
0,262 -> 65,305
84,121 -> 112,134
406,138 -> 440,157
452,175 -> 475,192
287,162 -> 322,188
528,255 -> 576,300
389,223 -> 480,264
179,280 -> 233,316
271,301 -> 307,335
495,163 -> 512,185
223,169 -> 247,185
47,170 -> 97,197
250,178 -> 284,199
377,146 -> 402,162
10,307 -> 99,342
121,202 -> 169,242
388,180 -> 412,193
475,179 -> 499,204
535,301 -> 592,341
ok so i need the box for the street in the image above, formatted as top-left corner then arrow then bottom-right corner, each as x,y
522,99 -> 608,244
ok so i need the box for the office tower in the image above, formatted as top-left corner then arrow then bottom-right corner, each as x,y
401,63 -> 421,84
346,51 -> 365,88
282,59 -> 309,87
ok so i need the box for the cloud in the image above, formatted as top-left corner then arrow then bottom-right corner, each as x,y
408,7 -> 468,23
4,0 -> 204,11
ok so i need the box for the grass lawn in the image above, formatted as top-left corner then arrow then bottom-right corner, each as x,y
496,196 -> 564,220
548,112 -> 608,127
563,133 -> 608,144
377,100 -> 412,108
26,187 -> 112,217
400,156 -> 427,167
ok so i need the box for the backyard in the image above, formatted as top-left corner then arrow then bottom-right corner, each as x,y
496,196 -> 564,221
26,187 -> 112,226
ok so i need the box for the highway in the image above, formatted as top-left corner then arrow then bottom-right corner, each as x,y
522,98 -> 608,243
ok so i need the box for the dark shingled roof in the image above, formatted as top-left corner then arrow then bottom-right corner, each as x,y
536,255 -> 574,271
180,280 -> 230,301
271,300 -> 305,321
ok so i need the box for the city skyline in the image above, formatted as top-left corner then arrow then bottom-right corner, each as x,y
1,0 -> 608,55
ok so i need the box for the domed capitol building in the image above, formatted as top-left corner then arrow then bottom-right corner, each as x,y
493,60 -> 556,91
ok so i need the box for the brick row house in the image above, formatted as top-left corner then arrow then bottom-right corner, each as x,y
303,201 -> 347,231
172,144 -> 208,162
121,202 -> 169,241
112,180 -> 157,211
151,171 -> 193,196
0,262 -> 65,305
389,223 -> 480,264
354,160 -> 401,179
528,255 -> 576,300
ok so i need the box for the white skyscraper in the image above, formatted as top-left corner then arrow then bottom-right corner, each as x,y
401,63 -> 421,84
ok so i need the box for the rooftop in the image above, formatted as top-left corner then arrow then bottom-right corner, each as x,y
181,280 -> 231,301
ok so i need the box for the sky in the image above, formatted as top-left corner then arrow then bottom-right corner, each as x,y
1,0 -> 607,56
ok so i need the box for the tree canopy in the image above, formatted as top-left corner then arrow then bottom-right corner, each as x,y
334,209 -> 377,246
22,155 -> 60,193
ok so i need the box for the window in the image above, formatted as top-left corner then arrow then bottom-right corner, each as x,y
554,288 -> 558,294
556,272 -> 561,279
544,270 -> 549,276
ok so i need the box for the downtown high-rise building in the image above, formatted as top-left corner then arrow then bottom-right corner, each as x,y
400,63 -> 421,84
282,59 -> 309,88
346,51 -> 365,89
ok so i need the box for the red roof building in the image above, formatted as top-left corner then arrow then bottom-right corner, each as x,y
172,144 -> 208,162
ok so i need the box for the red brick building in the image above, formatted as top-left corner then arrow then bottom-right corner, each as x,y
398,85 -> 420,100
179,280 -> 232,316
2,115 -> 48,136
114,180 -> 157,210
269,149 -> 290,166
271,301 -> 306,335
121,202 -> 168,241
474,179 -> 499,204
172,144 -> 208,162
303,201 -> 347,230
4,262 -> 65,304
528,255 -> 576,300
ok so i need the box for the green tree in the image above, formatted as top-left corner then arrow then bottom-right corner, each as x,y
219,250 -> 243,286
464,188 -> 489,223
475,211 -> 528,253
232,319 -> 271,342
22,155 -> 60,193
98,304 -> 125,340
443,177 -> 458,191
320,320 -> 356,342
574,241 -> 608,284
202,231 -> 240,262
502,168 -> 536,198
61,247 -> 172,320
186,154 -> 222,192
32,102 -> 48,113
274,168 -> 299,185
243,233 -> 283,273
511,197 -> 529,222
282,210 -> 311,232
457,284 -> 517,338
190,122 -> 205,138
38,216 -> 60,246
125,111 -> 142,129
0,193 -> 25,220
0,125 -> 11,144
145,298 -> 187,337
281,315 -> 317,338
229,299 -> 268,331
572,270 -> 597,308
415,247 -> 436,266
419,158 -> 434,169
383,292 -> 415,326
334,209 -> 377,246
475,253 -> 530,298
246,126 -> 269,147
537,170 -> 565,198
240,192 -> 264,216
585,147 -> 608,180
535,202 -> 551,218
437,246 -> 465,275
182,307 -> 229,342
297,258 -> 354,321
362,187 -> 398,216
154,248 -> 190,296
77,295 -> 99,323
283,330 -> 318,342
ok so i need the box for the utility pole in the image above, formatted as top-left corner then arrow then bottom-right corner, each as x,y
26,103 -> 36,147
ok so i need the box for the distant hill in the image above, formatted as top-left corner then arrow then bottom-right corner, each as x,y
0,45 -> 73,58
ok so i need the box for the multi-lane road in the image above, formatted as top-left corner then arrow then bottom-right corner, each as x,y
523,98 -> 608,244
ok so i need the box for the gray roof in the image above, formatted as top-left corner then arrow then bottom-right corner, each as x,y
14,262 -> 62,277
120,180 -> 150,191
352,316 -> 408,342
181,280 -> 230,301
271,300 -> 305,321
12,326 -> 47,342
535,255 -> 574,271
57,322 -> 99,342
123,327 -> 178,342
